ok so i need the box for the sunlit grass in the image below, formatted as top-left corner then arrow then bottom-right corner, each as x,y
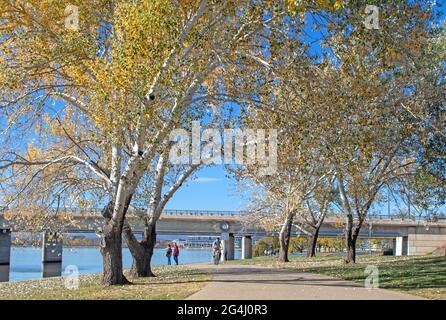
230,254 -> 446,299
0,265 -> 211,300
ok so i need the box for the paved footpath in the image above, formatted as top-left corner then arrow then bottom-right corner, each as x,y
187,264 -> 423,300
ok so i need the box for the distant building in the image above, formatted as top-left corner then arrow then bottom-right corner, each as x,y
185,235 -> 241,248
185,236 -> 216,247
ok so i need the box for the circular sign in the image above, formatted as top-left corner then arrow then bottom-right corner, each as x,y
220,222 -> 229,232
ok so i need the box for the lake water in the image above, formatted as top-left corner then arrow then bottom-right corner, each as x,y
9,247 -> 241,282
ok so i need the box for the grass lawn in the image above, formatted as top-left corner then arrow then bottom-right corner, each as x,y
229,254 -> 446,300
0,265 -> 211,300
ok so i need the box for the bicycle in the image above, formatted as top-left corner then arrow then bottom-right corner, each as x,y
213,249 -> 221,265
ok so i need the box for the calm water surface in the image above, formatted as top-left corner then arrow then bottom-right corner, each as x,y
10,246 -> 241,281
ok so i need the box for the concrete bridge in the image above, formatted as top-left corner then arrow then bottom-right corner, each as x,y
1,209 -> 446,282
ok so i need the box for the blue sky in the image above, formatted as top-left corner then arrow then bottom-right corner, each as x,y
166,165 -> 247,211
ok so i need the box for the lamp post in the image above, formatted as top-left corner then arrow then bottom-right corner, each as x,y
387,188 -> 391,219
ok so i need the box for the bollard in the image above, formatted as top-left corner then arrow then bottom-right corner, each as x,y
0,229 -> 11,282
225,233 -> 235,261
41,231 -> 63,278
242,235 -> 253,259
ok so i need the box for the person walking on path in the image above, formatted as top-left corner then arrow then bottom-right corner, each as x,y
166,243 -> 172,265
173,242 -> 180,265
212,237 -> 222,265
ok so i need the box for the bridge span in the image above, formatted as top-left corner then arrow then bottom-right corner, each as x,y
1,209 -> 446,281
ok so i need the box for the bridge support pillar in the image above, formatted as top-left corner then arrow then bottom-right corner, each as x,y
394,236 -> 408,256
242,235 -> 252,259
221,233 -> 234,261
41,232 -> 63,278
0,229 -> 11,282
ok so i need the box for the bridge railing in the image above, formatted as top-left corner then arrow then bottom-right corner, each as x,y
22,208 -> 446,222
162,209 -> 244,217
64,208 -> 245,217
366,214 -> 446,223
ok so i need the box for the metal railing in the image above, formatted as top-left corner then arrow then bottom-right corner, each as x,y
64,208 -> 245,217
162,209 -> 244,217
21,207 -> 446,222
365,213 -> 446,223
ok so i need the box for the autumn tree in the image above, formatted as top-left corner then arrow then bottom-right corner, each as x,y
234,48 -> 339,262
122,117 -> 223,277
298,181 -> 337,257
402,24 -> 446,218
118,0 -> 318,277
313,2 -> 444,263
237,1 -> 444,264
0,0 -> 305,284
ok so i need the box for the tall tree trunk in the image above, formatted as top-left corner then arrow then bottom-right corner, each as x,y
306,227 -> 320,258
100,199 -> 131,286
345,212 -> 364,264
345,233 -> 358,264
337,172 -> 358,264
124,220 -> 156,277
345,227 -> 359,263
278,214 -> 293,262
343,206 -> 356,263
101,224 -> 129,285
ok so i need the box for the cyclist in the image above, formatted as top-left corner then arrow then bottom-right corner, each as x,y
212,237 -> 222,265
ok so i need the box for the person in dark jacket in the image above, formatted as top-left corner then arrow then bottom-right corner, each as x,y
165,243 -> 172,265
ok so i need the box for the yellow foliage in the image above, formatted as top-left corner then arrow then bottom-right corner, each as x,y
27,143 -> 43,161
334,0 -> 342,10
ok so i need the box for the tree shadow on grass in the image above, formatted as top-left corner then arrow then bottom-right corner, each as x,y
303,257 -> 446,290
